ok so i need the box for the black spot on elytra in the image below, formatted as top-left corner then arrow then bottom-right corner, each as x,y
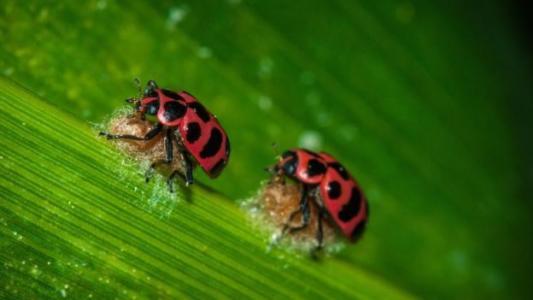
306,159 -> 326,177
186,122 -> 201,143
209,158 -> 226,177
351,202 -> 368,241
338,187 -> 362,222
163,101 -> 186,121
189,102 -> 211,122
200,127 -> 222,158
161,89 -> 183,100
327,181 -> 342,200
329,162 -> 350,180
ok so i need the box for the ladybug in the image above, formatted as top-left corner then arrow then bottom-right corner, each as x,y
268,148 -> 368,249
100,80 -> 230,190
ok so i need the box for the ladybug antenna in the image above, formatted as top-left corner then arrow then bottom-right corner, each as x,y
127,78 -> 141,108
271,142 -> 280,157
142,80 -> 158,97
264,142 -> 280,174
147,80 -> 158,89
133,78 -> 142,97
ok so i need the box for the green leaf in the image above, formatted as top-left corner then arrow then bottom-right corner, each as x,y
0,77 -> 413,299
1,1 -> 533,299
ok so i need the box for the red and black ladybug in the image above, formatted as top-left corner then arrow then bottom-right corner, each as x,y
268,148 -> 368,249
100,80 -> 230,190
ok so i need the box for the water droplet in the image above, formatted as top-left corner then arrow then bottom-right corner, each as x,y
166,6 -> 188,29
96,0 -> 107,10
3,67 -> 14,76
258,95 -> 272,111
258,57 -> 274,78
197,47 -> 212,59
298,131 -> 323,150
30,265 -> 41,276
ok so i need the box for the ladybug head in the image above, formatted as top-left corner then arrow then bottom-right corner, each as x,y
127,80 -> 160,117
269,150 -> 298,177
143,80 -> 158,98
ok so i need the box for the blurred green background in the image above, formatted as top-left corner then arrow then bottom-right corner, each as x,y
1,0 -> 533,299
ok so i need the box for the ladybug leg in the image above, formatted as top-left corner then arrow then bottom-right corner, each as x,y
163,128 -> 174,164
133,77 -> 143,98
315,209 -> 325,250
145,129 -> 174,183
281,184 -> 311,235
165,134 -> 194,191
312,197 -> 328,252
175,136 -> 194,186
100,123 -> 162,141
167,170 -> 187,193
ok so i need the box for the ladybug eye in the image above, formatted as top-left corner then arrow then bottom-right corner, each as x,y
146,101 -> 159,115
144,87 -> 158,98
283,163 -> 295,175
282,157 -> 297,175
143,80 -> 159,97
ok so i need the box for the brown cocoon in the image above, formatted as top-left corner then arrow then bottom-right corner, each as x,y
258,180 -> 337,247
107,116 -> 186,175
